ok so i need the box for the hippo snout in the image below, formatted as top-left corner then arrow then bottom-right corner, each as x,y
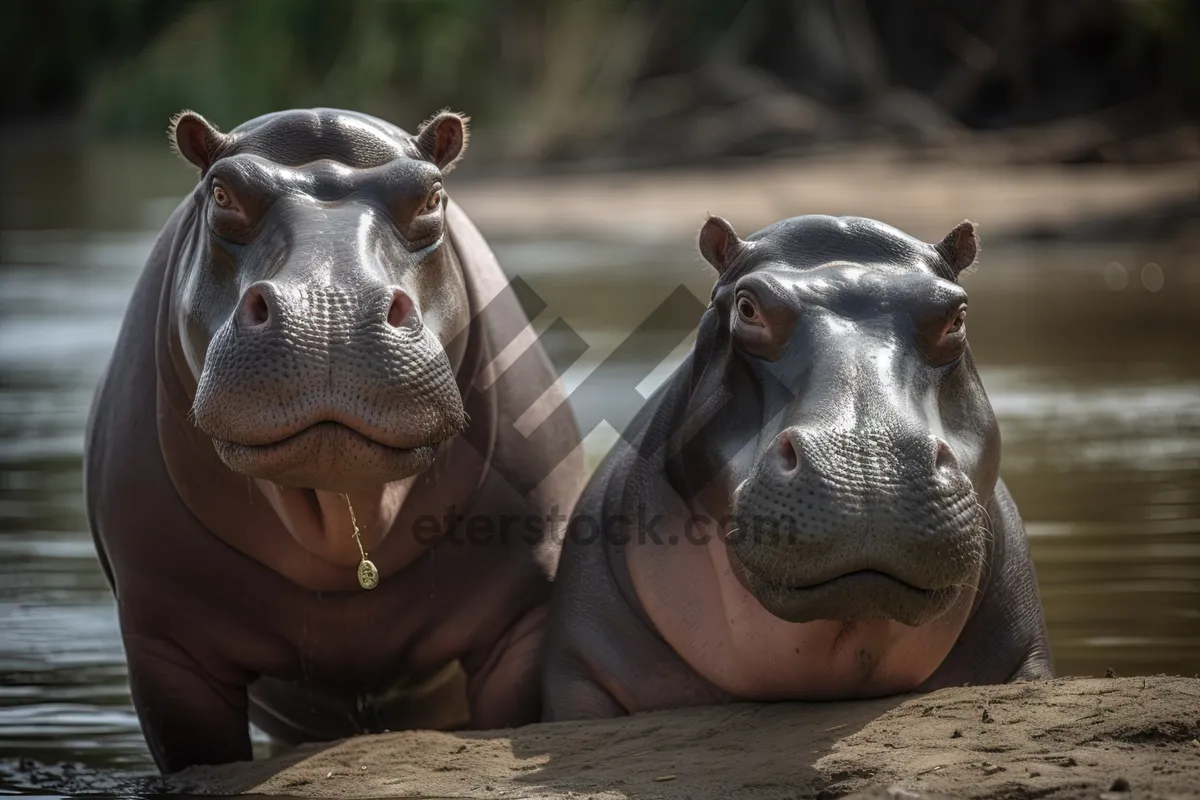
729,424 -> 985,626
236,282 -> 418,333
191,281 -> 466,492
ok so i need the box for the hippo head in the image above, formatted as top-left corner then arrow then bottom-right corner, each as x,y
685,215 -> 998,628
169,108 -> 471,495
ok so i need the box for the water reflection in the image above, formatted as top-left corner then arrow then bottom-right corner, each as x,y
0,153 -> 1197,791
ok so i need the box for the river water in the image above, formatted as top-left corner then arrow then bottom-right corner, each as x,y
0,145 -> 1197,794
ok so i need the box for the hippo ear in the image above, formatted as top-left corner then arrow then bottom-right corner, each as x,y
935,220 -> 980,280
169,110 -> 227,174
698,215 -> 745,276
414,110 -> 470,173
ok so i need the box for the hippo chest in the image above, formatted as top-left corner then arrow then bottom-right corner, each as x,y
233,583 -> 474,740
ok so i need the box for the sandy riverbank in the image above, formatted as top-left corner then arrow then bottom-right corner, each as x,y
171,676 -> 1199,800
450,150 -> 1200,249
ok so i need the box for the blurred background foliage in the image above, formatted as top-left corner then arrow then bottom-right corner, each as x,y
2,0 -> 1198,169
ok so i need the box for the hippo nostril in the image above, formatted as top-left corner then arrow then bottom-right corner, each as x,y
777,432 -> 800,474
241,286 -> 271,329
935,439 -> 958,471
387,290 -> 414,328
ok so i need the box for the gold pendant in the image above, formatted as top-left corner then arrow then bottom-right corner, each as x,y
357,558 -> 379,590
343,494 -> 380,591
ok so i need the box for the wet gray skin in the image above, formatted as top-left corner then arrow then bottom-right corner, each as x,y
542,215 -> 1052,719
84,108 -> 584,772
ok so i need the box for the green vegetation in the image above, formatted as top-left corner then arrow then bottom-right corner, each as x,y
1128,0 -> 1200,103
85,0 -> 509,135
3,0 -> 1196,161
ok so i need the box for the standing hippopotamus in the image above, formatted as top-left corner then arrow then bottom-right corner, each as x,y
542,214 -> 1051,719
85,108 -> 584,772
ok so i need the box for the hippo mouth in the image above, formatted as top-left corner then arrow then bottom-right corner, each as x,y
727,549 -> 967,628
782,569 -> 950,615
212,420 -> 446,491
789,569 -> 934,596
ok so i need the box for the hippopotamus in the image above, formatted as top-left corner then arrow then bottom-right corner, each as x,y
84,107 -> 584,772
542,214 -> 1052,719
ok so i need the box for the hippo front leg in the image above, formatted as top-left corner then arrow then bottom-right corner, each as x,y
541,648 -> 627,722
122,631 -> 252,772
463,605 -> 554,728
539,493 -> 732,722
1012,644 -> 1054,681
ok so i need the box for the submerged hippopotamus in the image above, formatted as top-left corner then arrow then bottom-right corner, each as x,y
542,214 -> 1051,719
85,108 -> 584,772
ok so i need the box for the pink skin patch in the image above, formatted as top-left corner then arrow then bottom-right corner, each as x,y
627,514 -> 978,700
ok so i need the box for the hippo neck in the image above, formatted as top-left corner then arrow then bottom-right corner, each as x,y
658,308 -> 739,517
152,199 -> 496,591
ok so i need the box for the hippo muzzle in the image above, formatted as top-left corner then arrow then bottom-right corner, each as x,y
729,421 -> 984,626
191,267 -> 465,492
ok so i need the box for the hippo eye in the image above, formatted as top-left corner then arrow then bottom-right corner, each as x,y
212,184 -> 231,208
946,305 -> 967,336
736,293 -> 761,325
423,183 -> 443,213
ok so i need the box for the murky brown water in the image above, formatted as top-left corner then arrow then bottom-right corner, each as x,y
1,145 -> 1197,794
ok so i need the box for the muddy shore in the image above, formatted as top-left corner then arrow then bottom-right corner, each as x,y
449,149 -> 1200,249
169,677 -> 1199,800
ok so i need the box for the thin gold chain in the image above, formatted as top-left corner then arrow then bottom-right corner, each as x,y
343,494 -> 368,560
342,494 -> 379,590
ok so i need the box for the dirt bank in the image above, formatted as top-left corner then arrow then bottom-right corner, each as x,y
451,151 -> 1200,249
172,676 -> 1199,800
